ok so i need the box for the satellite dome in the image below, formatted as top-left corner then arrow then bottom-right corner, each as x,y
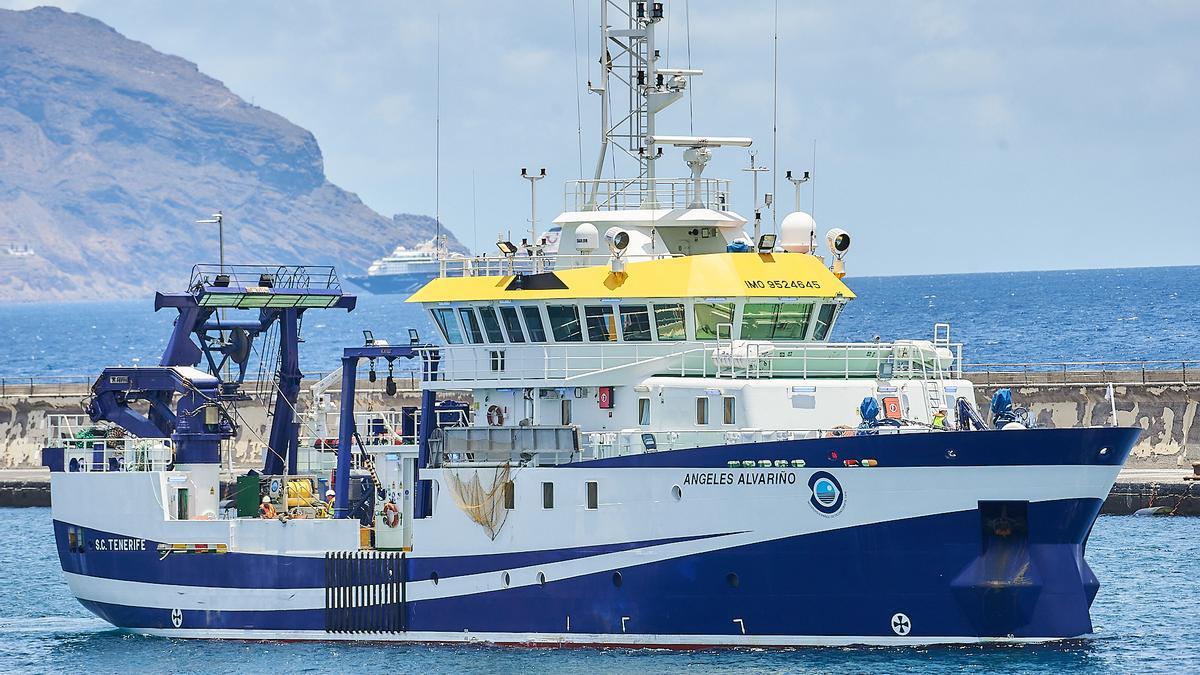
779,211 -> 816,253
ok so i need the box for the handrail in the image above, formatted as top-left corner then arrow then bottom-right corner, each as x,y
564,177 -> 733,211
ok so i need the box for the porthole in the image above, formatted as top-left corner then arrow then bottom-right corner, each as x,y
537,572 -> 547,586
502,572 -> 511,587
430,572 -> 439,585
612,571 -> 623,587
671,485 -> 682,501
726,573 -> 739,588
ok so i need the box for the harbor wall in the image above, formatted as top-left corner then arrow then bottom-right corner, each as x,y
2,376 -> 1196,469
0,381 -> 426,470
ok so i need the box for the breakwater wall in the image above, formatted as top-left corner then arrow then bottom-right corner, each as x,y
2,369 -> 1196,470
0,379 -> 425,470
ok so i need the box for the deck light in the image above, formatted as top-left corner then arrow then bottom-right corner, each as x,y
213,274 -> 230,288
497,241 -> 518,256
258,274 -> 275,288
756,234 -> 777,253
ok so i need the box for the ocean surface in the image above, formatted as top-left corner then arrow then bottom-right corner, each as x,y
1,507 -> 1196,673
0,265 -> 1197,379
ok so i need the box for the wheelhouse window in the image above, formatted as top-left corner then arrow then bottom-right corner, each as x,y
499,306 -> 526,343
458,308 -> 485,344
431,308 -> 463,344
586,481 -> 599,509
740,302 -> 813,340
653,303 -> 686,341
619,305 -> 652,341
584,305 -> 617,342
696,397 -> 709,425
547,305 -> 583,342
477,307 -> 506,343
695,302 -> 734,340
723,396 -> 736,425
638,397 -> 651,425
521,306 -> 547,342
812,303 -> 838,341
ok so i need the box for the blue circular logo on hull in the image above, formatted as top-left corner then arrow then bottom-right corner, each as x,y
808,471 -> 844,515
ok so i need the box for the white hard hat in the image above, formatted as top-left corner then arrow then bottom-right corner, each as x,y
326,490 -> 335,497
261,496 -> 270,503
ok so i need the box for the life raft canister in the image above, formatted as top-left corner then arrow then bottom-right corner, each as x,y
487,405 -> 505,426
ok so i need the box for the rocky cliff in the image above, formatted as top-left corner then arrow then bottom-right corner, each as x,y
0,6 -> 462,302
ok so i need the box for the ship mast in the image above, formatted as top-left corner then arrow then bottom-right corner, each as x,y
587,1 -> 748,212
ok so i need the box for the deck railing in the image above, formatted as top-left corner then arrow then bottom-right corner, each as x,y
963,360 -> 1200,387
565,178 -> 732,211
45,414 -> 172,472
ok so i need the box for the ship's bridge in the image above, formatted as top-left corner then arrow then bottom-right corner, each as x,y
403,251 -> 961,389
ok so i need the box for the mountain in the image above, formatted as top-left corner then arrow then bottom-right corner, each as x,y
0,6 -> 464,302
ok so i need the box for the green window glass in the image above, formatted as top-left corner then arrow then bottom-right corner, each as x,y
812,303 -> 838,341
740,303 -> 778,340
477,307 -> 505,343
547,305 -> 582,342
499,306 -> 526,343
431,308 -> 463,344
458,308 -> 485,344
653,303 -> 686,341
694,302 -> 734,340
775,303 -> 813,339
619,305 -> 652,341
739,303 -> 813,340
584,305 -> 617,342
521,306 -> 547,342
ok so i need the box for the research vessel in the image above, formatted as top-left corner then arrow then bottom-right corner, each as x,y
43,0 -> 1138,646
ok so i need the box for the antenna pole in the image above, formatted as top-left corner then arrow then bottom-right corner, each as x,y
587,0 -> 610,207
743,152 -> 770,242
521,168 -> 546,247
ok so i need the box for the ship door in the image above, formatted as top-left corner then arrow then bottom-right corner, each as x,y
374,452 -> 416,550
176,488 -> 189,520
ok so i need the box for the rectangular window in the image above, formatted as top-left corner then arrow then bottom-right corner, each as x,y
477,307 -> 506,343
561,399 -> 572,425
547,305 -> 583,342
584,305 -> 617,342
586,481 -> 598,510
775,303 -> 814,340
740,302 -> 813,340
740,303 -> 779,340
638,397 -> 651,425
812,303 -> 838,341
694,302 -> 734,340
696,397 -> 709,425
521,306 -> 547,342
458,308 -> 485,344
619,305 -> 652,341
499,306 -> 526,343
653,303 -> 686,341
503,480 -> 515,510
431,308 -> 463,344
542,482 -> 554,509
723,396 -> 736,425
489,350 -> 506,371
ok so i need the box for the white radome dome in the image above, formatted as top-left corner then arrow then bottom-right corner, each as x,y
779,211 -> 817,253
574,222 -> 599,253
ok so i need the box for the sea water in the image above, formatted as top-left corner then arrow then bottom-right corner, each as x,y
1,508 -> 1196,673
0,265 -> 1197,378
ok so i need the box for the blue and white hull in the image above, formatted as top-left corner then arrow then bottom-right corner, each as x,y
51,427 -> 1136,647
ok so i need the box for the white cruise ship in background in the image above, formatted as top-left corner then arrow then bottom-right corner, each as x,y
346,240 -> 455,295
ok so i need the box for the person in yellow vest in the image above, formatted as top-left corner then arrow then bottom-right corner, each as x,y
259,495 -> 278,519
932,407 -> 948,429
325,489 -> 335,510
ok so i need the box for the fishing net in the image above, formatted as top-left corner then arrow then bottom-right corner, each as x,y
442,463 -> 512,540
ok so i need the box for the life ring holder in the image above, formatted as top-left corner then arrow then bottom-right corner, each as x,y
382,502 -> 400,528
486,405 -> 505,426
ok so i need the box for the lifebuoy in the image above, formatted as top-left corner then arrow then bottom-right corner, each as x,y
382,502 -> 400,528
486,405 -> 505,426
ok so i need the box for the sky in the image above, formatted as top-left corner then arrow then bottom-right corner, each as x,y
3,0 -> 1198,275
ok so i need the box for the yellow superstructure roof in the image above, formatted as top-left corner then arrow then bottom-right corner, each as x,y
406,252 -> 855,304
